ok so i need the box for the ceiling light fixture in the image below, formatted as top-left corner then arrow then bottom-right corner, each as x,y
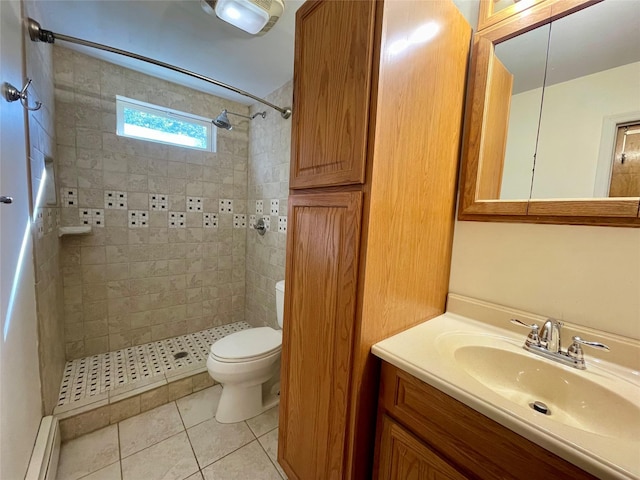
201,0 -> 285,36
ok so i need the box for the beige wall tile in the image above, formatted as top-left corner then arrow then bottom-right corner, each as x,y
109,396 -> 141,424
168,377 -> 193,401
59,405 -> 111,442
140,385 -> 169,412
55,47 -> 251,358
84,335 -> 109,355
191,372 -> 215,392
81,246 -> 106,265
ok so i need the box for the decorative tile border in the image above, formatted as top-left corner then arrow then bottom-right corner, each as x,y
270,199 -> 279,215
80,208 -> 105,227
60,195 -> 271,229
57,322 -> 251,408
219,199 -> 233,213
203,213 -> 218,228
61,188 -> 77,207
168,211 -> 186,228
149,194 -> 168,211
104,191 -> 127,209
278,216 -> 287,233
128,210 -> 148,228
187,197 -> 203,212
233,214 -> 247,228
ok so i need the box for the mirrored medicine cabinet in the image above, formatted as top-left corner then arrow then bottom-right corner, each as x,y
459,0 -> 640,227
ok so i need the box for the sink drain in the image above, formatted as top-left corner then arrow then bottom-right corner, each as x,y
173,351 -> 188,360
530,401 -> 551,415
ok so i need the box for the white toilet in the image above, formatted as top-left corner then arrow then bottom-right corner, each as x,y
206,280 -> 285,423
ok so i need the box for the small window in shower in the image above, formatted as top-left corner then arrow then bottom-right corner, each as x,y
116,96 -> 215,152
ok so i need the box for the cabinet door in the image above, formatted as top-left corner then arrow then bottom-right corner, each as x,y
378,416 -> 468,480
290,0 -> 376,189
278,192 -> 362,480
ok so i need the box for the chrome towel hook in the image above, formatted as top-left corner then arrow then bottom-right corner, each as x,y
2,78 -> 42,111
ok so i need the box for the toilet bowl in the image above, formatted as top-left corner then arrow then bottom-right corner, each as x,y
207,280 -> 285,423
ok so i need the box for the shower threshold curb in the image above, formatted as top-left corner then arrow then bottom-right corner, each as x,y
55,367 -> 216,442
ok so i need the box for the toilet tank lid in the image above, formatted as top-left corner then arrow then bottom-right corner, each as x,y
211,327 -> 282,360
276,280 -> 285,292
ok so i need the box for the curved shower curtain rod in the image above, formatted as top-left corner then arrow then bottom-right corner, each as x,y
26,18 -> 292,119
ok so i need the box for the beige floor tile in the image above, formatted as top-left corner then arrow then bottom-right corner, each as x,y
78,462 -> 121,480
246,406 -> 279,438
201,441 -> 282,480
258,428 -> 287,479
176,385 -> 222,428
184,472 -> 204,480
186,417 -> 254,469
57,425 -> 120,480
121,432 -> 199,480
119,402 -> 184,458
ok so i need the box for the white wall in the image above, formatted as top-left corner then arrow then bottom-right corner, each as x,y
533,62 -> 640,198
500,88 -> 541,199
501,62 -> 640,199
452,0 -> 480,27
450,221 -> 640,340
0,0 -> 44,478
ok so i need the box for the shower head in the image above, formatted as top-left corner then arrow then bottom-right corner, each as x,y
212,109 -> 267,130
213,110 -> 233,130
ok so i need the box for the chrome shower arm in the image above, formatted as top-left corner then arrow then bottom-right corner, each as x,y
227,111 -> 266,120
27,18 -> 292,119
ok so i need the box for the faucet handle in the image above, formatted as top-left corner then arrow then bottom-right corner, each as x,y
510,318 -> 537,329
510,319 -> 540,347
570,336 -> 610,351
567,336 -> 610,368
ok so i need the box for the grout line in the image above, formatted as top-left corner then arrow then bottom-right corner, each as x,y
120,428 -> 186,462
193,437 -> 257,472
257,428 -> 285,479
245,419 -> 257,440
117,423 -> 124,480
177,399 -> 203,473
75,460 -> 121,480
118,402 -> 186,460
117,421 -> 124,464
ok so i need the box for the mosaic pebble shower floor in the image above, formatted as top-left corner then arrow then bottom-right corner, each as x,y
57,322 -> 251,408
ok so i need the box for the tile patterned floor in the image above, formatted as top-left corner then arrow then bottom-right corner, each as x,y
56,385 -> 287,480
57,322 -> 252,407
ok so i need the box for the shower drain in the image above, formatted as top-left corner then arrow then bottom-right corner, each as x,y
173,351 -> 189,360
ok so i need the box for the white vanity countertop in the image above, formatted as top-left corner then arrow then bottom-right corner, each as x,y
372,311 -> 640,480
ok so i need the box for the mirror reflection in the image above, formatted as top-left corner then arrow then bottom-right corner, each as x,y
485,24 -> 550,200
531,0 -> 640,199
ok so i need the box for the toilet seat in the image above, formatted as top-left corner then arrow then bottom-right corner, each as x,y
211,327 -> 282,363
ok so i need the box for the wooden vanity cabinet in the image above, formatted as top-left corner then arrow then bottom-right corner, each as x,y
279,0 -> 472,479
374,362 -> 598,480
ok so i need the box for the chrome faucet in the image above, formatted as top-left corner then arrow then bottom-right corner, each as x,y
510,318 -> 609,370
539,318 -> 562,353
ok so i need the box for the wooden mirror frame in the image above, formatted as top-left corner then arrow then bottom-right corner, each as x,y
459,0 -> 640,227
477,0 -> 549,33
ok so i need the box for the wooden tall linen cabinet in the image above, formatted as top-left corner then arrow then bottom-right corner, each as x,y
278,1 -> 472,478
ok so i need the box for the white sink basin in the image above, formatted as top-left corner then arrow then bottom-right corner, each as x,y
452,344 -> 640,441
372,313 -> 640,480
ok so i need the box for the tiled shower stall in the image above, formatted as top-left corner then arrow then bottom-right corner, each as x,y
27,41 -> 291,429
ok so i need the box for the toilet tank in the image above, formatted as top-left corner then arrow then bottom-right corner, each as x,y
275,280 -> 285,328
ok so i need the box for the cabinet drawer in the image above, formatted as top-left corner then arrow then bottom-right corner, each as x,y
379,362 -> 597,480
